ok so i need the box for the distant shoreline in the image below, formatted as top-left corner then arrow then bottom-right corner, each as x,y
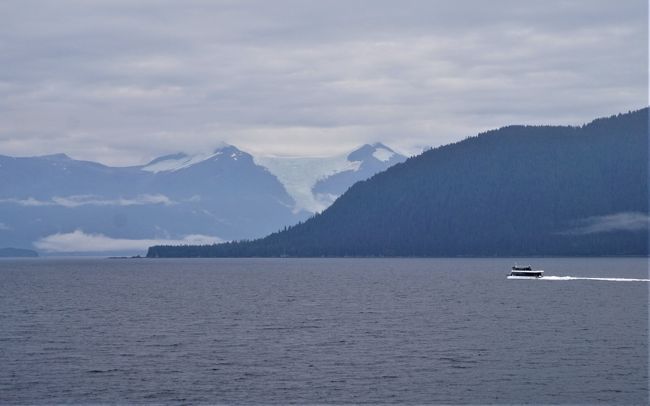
4,253 -> 646,259
0,248 -> 39,258
139,254 -> 650,259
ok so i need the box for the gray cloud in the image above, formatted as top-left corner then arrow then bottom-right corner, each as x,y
563,212 -> 650,235
0,1 -> 646,165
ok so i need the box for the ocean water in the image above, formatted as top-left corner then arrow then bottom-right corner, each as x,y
0,257 -> 647,404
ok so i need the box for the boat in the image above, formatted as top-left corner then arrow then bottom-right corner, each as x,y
509,265 -> 544,278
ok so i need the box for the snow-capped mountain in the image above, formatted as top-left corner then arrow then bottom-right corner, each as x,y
255,143 -> 406,213
0,143 -> 405,254
141,146 -> 246,173
312,143 -> 406,207
0,145 -> 299,254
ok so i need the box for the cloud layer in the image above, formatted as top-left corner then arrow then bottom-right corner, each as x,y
0,194 -> 173,207
0,1 -> 647,165
34,229 -> 222,253
563,212 -> 650,235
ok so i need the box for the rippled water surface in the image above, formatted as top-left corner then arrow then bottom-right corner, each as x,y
0,257 -> 648,404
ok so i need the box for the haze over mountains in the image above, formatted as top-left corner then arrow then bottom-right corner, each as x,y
0,143 -> 405,254
149,108 -> 649,258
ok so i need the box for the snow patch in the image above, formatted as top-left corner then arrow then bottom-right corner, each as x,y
372,147 -> 395,162
142,152 -> 222,173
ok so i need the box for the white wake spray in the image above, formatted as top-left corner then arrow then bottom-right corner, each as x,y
507,275 -> 650,282
541,276 -> 650,282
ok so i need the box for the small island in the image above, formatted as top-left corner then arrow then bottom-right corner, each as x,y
0,248 -> 39,258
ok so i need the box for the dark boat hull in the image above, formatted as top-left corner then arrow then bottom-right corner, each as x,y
509,270 -> 544,278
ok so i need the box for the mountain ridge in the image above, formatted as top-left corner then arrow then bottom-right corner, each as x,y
147,108 -> 649,258
0,143 -> 404,253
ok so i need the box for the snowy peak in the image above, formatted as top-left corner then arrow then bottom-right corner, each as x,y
141,145 -> 249,173
309,143 -> 406,211
215,145 -> 249,162
348,143 -> 398,163
138,143 -> 403,214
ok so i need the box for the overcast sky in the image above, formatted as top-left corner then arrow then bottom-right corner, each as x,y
0,0 -> 647,165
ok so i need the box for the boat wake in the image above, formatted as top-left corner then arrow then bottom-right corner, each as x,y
542,276 -> 650,282
507,275 -> 650,282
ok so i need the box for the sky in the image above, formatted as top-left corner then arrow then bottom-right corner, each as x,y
0,0 -> 647,166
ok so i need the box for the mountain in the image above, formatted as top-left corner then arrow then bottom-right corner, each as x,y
312,143 -> 406,206
254,143 -> 406,213
0,143 -> 404,254
148,108 -> 649,257
0,145 -> 300,253
0,153 -> 146,199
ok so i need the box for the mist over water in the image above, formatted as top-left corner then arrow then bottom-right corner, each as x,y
0,257 -> 647,404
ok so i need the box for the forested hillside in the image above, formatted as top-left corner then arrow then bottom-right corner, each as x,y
148,108 -> 649,257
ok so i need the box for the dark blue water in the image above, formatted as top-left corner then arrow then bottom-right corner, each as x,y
0,257 -> 647,404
